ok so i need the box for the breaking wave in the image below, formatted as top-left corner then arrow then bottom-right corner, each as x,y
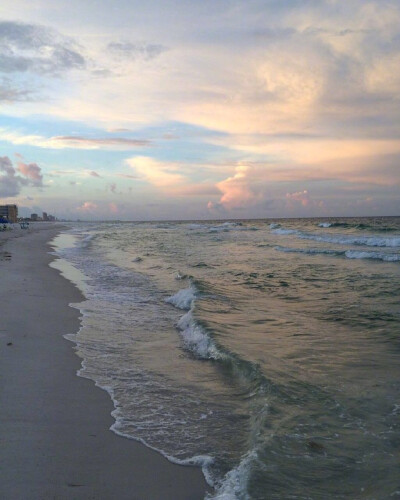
272,228 -> 400,248
165,284 -> 271,498
274,246 -> 400,262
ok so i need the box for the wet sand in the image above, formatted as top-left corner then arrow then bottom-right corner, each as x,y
0,224 -> 209,499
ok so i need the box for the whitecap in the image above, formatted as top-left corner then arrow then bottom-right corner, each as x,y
344,250 -> 400,262
165,286 -> 196,310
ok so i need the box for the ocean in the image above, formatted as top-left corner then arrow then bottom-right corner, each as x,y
50,217 -> 400,499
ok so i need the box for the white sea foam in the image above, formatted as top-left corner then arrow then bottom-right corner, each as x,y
274,246 -> 400,262
271,228 -> 299,236
272,227 -> 400,247
175,271 -> 187,280
207,450 -> 257,500
187,223 -> 208,230
166,285 -> 224,358
318,222 -> 332,228
165,286 -> 196,310
269,223 -> 281,229
344,250 -> 400,262
177,311 -> 223,360
79,233 -> 96,248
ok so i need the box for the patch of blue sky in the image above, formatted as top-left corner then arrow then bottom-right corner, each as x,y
0,114 -> 101,138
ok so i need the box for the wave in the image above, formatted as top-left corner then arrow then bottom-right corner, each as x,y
79,233 -> 96,248
275,246 -> 344,256
165,284 -> 273,498
185,221 -> 258,234
177,311 -> 225,360
165,285 -> 223,359
317,221 -> 398,232
207,450 -> 257,500
209,222 -> 259,233
344,250 -> 400,262
66,332 -> 217,487
274,246 -> 400,262
272,228 -> 400,248
165,286 -> 196,310
187,223 -> 209,230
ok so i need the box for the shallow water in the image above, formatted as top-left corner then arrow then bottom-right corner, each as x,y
51,217 -> 400,499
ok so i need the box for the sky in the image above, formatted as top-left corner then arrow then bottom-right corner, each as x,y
0,0 -> 399,220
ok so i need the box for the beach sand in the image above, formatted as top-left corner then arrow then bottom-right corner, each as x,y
0,224 -> 209,499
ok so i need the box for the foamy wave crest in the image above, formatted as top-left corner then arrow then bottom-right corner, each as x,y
79,233 -> 96,248
275,245 -> 400,262
272,227 -> 400,247
165,286 -> 196,310
187,223 -> 209,230
318,222 -> 332,228
271,228 -> 299,236
207,450 -> 258,500
177,311 -> 224,360
344,250 -> 400,262
209,222 -> 243,233
269,223 -> 281,229
304,233 -> 400,247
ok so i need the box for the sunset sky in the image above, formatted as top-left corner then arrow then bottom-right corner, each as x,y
0,0 -> 399,220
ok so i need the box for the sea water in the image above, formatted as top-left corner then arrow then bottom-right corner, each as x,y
51,217 -> 400,499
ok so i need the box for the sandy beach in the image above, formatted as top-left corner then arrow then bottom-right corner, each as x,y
0,224 -> 209,499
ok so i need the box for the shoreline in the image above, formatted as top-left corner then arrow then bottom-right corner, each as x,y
0,224 -> 209,499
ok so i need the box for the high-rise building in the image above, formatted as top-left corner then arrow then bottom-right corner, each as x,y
0,204 -> 18,223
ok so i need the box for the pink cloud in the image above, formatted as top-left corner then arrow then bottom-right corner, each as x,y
286,190 -> 311,207
109,202 -> 119,214
17,161 -> 43,186
285,190 -> 325,210
212,165 -> 260,210
77,201 -> 98,212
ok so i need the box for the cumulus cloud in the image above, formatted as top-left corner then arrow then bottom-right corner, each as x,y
77,201 -> 98,213
284,190 -> 325,212
17,161 -> 43,186
216,166 -> 256,209
0,155 -> 44,197
208,163 -> 327,213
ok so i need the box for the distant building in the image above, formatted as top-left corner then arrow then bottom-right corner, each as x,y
31,213 -> 38,221
42,212 -> 48,221
0,204 -> 18,223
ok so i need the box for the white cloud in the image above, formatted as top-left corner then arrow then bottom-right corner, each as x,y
126,156 -> 187,189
